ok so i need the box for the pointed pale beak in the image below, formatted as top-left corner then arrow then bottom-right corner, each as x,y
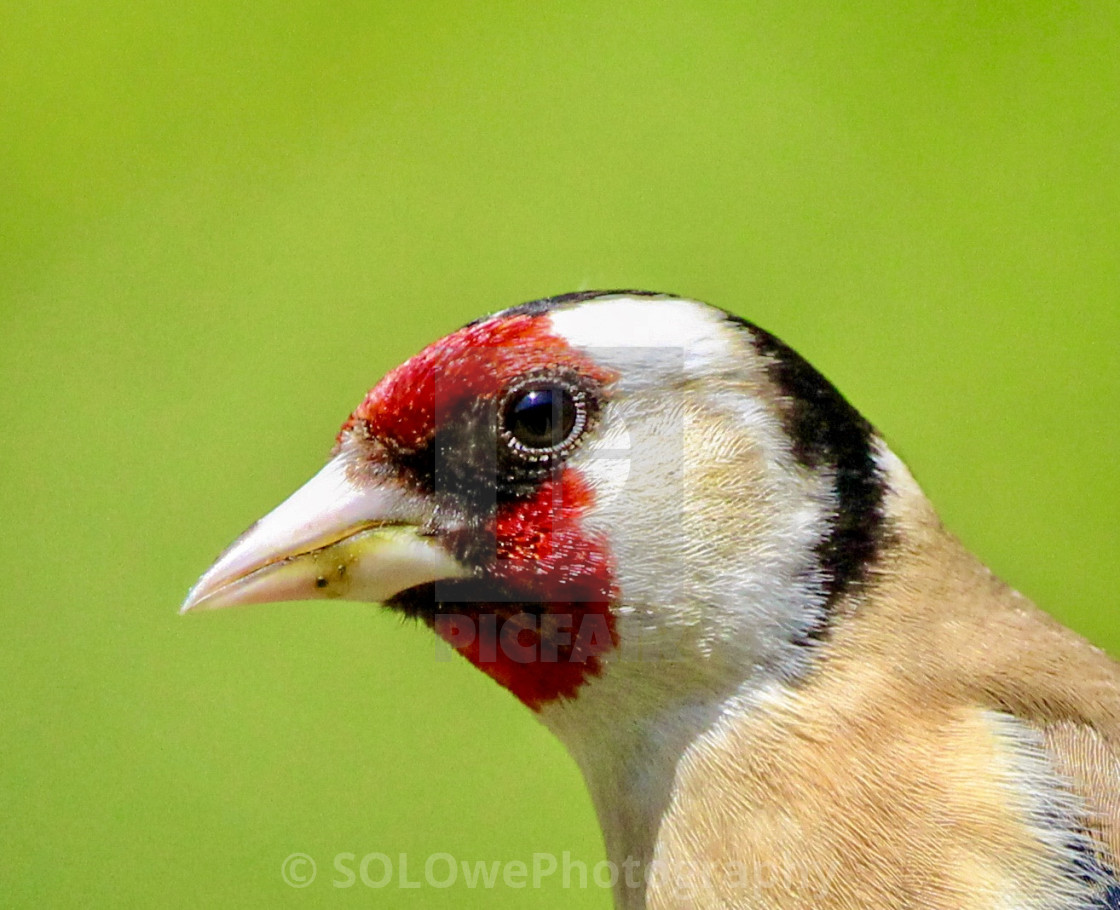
181,452 -> 469,613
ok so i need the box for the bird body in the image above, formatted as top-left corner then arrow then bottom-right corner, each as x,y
625,498 -> 1120,908
184,291 -> 1120,908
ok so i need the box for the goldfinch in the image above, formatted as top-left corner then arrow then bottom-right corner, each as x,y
183,291 -> 1120,909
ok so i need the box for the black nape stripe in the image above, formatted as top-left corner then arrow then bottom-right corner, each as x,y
725,314 -> 888,641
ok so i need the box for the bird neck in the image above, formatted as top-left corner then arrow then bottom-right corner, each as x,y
537,451 -> 956,905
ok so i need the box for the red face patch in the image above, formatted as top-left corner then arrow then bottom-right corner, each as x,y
341,313 -> 614,452
433,472 -> 619,711
341,311 -> 621,710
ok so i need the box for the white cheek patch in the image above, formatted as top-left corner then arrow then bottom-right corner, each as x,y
548,296 -> 744,384
572,409 -> 633,511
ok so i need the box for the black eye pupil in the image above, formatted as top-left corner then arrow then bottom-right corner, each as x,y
506,387 -> 577,450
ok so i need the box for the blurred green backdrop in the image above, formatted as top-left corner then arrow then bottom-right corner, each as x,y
2,2 -> 1117,907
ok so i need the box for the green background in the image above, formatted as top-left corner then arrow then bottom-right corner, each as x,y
2,2 -> 1117,907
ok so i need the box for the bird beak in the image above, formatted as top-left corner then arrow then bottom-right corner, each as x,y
180,451 -> 469,614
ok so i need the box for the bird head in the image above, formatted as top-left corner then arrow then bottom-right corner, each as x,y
183,291 -> 893,741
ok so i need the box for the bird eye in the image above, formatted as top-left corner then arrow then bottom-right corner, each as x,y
498,371 -> 598,472
504,386 -> 578,451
